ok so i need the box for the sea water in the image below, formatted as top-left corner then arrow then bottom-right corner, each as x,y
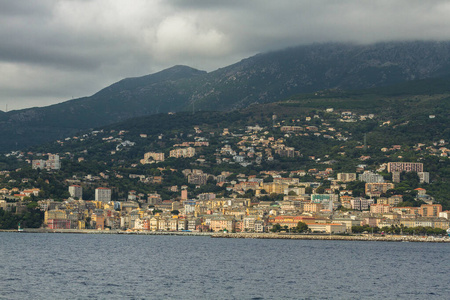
0,232 -> 447,299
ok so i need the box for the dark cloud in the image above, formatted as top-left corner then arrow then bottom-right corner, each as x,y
1,0 -> 450,110
0,1 -> 53,17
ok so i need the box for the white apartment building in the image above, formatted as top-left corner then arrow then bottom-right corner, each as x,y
95,187 -> 111,202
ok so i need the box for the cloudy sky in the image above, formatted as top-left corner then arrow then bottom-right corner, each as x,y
2,0 -> 450,111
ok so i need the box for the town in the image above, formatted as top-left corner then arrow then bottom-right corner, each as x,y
1,107 -> 449,236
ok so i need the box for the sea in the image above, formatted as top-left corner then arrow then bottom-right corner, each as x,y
0,232 -> 448,300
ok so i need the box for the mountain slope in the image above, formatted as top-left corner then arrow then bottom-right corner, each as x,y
3,41 -> 450,150
194,41 -> 450,110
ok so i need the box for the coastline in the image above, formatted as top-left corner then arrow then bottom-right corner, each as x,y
211,232 -> 450,243
2,228 -> 449,242
0,228 -> 213,236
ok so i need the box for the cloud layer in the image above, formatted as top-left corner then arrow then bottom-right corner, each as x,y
2,0 -> 450,110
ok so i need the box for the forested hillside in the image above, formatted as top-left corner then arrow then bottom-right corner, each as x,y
2,41 -> 450,150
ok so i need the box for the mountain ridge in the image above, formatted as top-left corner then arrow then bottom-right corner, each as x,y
2,41 -> 450,150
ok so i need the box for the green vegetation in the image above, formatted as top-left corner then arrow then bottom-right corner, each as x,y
0,206 -> 43,229
270,222 -> 309,233
352,225 -> 380,234
352,225 -> 447,236
296,221 -> 309,233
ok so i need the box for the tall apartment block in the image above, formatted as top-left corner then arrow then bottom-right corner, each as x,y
32,154 -> 60,170
387,162 -> 423,173
95,187 -> 112,202
417,172 -> 430,183
69,185 -> 83,199
358,171 -> 385,183
47,154 -> 61,170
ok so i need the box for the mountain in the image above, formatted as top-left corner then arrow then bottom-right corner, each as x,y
3,41 -> 450,150
25,79 -> 450,208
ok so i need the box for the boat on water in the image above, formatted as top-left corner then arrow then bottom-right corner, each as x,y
447,228 -> 450,237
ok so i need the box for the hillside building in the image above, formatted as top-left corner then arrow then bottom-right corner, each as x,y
69,185 -> 83,199
387,162 -> 423,173
337,173 -> 357,182
358,171 -> 385,183
32,154 -> 61,170
95,187 -> 111,202
170,147 -> 195,158
140,152 -> 165,164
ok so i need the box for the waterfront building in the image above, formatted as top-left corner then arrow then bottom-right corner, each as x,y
91,213 -> 105,230
44,210 -> 67,225
209,216 -> 235,232
47,219 -> 71,229
332,218 -> 361,233
305,223 -> 347,234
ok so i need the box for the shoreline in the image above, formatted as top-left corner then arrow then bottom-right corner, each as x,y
2,228 -> 449,242
1,228 -> 213,236
211,232 -> 450,243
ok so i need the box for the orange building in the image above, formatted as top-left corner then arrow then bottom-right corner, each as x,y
419,204 -> 442,217
92,214 -> 105,230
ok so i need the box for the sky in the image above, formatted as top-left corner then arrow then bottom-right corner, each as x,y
2,0 -> 450,111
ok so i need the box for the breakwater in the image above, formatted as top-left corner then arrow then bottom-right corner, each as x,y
3,228 -> 449,242
211,232 -> 450,243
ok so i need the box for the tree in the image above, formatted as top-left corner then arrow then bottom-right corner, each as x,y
271,223 -> 281,232
26,201 -> 39,210
315,185 -> 325,194
85,217 -> 91,228
296,221 -> 309,233
265,175 -> 274,183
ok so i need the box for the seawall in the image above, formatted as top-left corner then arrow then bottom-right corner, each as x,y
211,232 -> 450,243
2,229 -> 449,242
